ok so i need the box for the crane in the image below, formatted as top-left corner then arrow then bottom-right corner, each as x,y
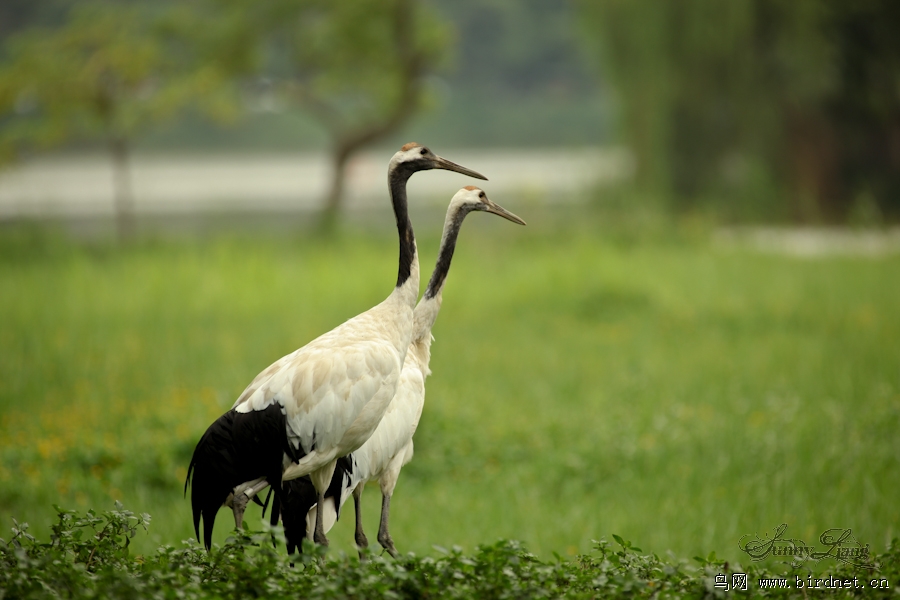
271,186 -> 526,557
185,144 -> 487,550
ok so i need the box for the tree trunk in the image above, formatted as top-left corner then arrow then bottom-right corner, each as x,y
110,135 -> 135,241
314,0 -> 422,230
785,108 -> 840,223
319,144 -> 352,233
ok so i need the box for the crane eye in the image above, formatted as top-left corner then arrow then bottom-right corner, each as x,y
420,147 -> 428,155
479,192 -> 485,199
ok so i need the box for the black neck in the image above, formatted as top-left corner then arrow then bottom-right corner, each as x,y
388,165 -> 417,288
424,205 -> 472,300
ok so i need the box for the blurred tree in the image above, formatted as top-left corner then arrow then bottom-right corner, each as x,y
136,0 -> 609,152
209,0 -> 449,230
577,0 -> 900,223
291,0 -> 448,229
0,4 -> 240,240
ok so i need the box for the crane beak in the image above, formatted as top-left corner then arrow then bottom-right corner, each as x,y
484,200 -> 526,225
432,155 -> 488,181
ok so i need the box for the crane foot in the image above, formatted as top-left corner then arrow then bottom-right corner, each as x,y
378,532 -> 399,559
313,529 -> 330,547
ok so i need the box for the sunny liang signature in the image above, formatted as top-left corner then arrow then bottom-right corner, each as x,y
739,523 -> 873,568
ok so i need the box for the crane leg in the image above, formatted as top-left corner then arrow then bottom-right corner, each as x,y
309,460 -> 337,548
231,493 -> 249,530
230,478 -> 270,530
376,452 -> 404,558
377,494 -> 399,558
352,484 -> 369,558
312,489 -> 330,547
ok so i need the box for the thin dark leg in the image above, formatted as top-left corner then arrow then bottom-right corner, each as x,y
353,485 -> 369,558
377,494 -> 399,558
313,489 -> 329,547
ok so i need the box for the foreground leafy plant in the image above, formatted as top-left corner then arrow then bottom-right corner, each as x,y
1,504 -> 897,599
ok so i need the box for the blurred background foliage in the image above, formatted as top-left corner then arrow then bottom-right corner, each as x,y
578,0 -> 900,223
4,0 -> 896,227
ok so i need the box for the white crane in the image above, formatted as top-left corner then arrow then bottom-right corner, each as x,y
185,144 -> 487,550
271,186 -> 526,557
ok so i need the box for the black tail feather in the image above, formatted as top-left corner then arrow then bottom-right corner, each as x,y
261,486 -> 274,519
278,477 -> 318,556
276,455 -> 354,554
185,403 -> 299,550
201,506 -> 218,551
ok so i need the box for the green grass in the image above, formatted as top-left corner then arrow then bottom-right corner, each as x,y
0,213 -> 898,566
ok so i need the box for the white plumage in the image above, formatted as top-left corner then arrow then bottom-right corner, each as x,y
274,186 -> 526,556
186,144 -> 487,549
233,291 -> 413,477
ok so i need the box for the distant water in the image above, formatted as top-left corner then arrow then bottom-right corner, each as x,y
0,147 -> 632,219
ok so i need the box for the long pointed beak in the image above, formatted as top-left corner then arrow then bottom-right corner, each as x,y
432,155 -> 488,181
484,200 -> 526,225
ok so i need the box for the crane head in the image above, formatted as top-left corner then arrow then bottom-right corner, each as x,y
390,142 -> 488,180
451,186 -> 526,225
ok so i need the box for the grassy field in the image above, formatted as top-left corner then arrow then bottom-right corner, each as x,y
0,210 -> 898,566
